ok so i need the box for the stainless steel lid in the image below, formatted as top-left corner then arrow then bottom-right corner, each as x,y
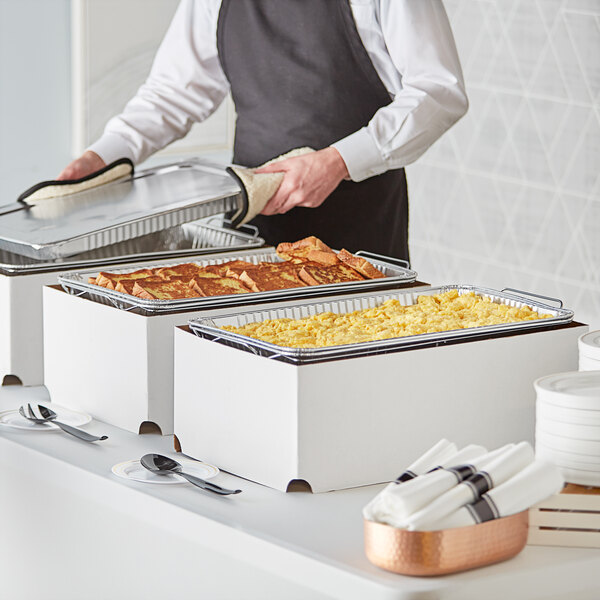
0,159 -> 242,260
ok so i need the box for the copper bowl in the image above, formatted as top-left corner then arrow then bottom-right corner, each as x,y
364,511 -> 529,576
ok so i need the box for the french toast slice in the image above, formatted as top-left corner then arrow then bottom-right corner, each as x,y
115,276 -> 163,295
131,280 -> 202,300
189,276 -> 251,296
95,269 -> 155,289
276,236 -> 336,264
336,249 -> 385,279
203,260 -> 256,277
298,263 -> 365,286
239,266 -> 306,292
155,263 -> 206,280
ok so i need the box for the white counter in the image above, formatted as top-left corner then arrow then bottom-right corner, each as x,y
1,384 -> 599,600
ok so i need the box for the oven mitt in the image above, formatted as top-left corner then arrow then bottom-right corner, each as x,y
17,158 -> 134,205
227,147 -> 314,226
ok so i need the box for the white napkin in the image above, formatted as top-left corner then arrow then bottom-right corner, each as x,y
405,442 -> 534,530
362,439 -> 457,521
370,444 -> 492,527
229,147 -> 314,225
421,460 -> 564,531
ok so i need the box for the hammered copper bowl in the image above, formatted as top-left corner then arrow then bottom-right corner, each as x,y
364,511 -> 529,576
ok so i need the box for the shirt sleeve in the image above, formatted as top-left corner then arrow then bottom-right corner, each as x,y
332,0 -> 469,182
88,0 -> 229,165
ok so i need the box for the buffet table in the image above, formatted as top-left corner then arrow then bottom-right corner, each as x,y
1,384 -> 599,600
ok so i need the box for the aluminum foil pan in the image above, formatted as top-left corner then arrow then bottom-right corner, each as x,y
188,285 -> 574,364
58,250 -> 417,315
0,219 -> 263,276
0,159 -> 242,260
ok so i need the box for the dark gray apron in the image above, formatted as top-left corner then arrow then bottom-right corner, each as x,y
217,0 -> 409,259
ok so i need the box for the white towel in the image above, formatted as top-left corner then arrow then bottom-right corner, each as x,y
405,442 -> 534,530
229,147 -> 314,225
371,444 -> 491,527
362,439 -> 457,521
421,460 -> 564,531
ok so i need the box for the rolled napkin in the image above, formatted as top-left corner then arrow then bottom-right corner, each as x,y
421,460 -> 564,531
405,442 -> 534,530
395,439 -> 458,483
371,444 -> 494,526
228,147 -> 314,225
362,439 -> 457,521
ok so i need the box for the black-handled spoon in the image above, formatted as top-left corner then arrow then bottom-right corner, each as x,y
140,453 -> 241,495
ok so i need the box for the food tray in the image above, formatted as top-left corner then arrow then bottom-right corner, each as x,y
0,218 -> 263,276
58,250 -> 417,315
188,286 -> 574,364
0,158 -> 242,260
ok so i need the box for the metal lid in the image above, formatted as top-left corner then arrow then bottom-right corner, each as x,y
0,159 -> 242,260
579,331 -> 600,361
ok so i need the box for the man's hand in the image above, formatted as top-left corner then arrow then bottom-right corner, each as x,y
256,147 -> 349,215
57,150 -> 106,181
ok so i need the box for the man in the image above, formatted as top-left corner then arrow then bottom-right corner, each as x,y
59,0 -> 468,259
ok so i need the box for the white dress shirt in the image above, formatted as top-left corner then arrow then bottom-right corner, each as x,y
89,0 -> 468,182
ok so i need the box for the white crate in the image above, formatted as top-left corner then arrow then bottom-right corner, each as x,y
174,322 -> 587,493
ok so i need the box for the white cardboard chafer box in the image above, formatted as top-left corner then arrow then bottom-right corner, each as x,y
43,271 -> 427,436
1,220 -> 263,386
173,288 -> 587,493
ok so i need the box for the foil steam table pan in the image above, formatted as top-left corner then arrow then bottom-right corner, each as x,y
0,159 -> 242,260
0,218 -> 263,276
58,250 -> 417,315
188,285 -> 574,365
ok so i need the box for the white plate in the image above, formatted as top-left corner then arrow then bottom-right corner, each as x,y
579,330 -> 600,362
537,401 -> 600,426
534,371 -> 600,410
112,458 -> 219,484
536,445 -> 600,471
579,355 -> 600,372
0,405 -> 92,431
557,465 -> 600,487
537,418 -> 600,441
536,429 -> 600,456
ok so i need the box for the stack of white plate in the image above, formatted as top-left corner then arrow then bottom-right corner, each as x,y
579,331 -> 600,371
535,371 -> 600,486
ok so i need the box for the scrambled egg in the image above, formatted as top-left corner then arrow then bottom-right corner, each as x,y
222,290 -> 552,348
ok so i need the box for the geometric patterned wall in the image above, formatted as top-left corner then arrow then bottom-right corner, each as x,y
407,0 -> 600,328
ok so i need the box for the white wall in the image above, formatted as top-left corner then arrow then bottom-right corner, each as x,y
408,0 -> 600,329
2,0 -> 598,332
0,0 -> 72,201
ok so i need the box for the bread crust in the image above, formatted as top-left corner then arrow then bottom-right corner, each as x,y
298,263 -> 365,286
189,276 -> 250,296
337,249 -> 385,279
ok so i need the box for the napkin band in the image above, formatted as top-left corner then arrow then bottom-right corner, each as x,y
463,471 -> 494,497
395,470 -> 418,483
466,494 -> 501,523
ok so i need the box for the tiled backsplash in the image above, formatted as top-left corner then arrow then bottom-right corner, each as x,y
408,0 -> 600,328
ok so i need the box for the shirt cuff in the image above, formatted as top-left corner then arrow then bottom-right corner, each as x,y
87,134 -> 137,166
331,128 -> 387,182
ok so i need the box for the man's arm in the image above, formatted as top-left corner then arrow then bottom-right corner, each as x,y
59,0 -> 228,180
332,0 -> 469,182
257,0 -> 467,214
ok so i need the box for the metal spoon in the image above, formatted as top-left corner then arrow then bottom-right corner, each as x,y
19,403 -> 108,442
140,453 -> 241,495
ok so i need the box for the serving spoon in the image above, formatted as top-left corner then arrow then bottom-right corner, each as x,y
19,403 -> 108,442
140,453 -> 242,495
